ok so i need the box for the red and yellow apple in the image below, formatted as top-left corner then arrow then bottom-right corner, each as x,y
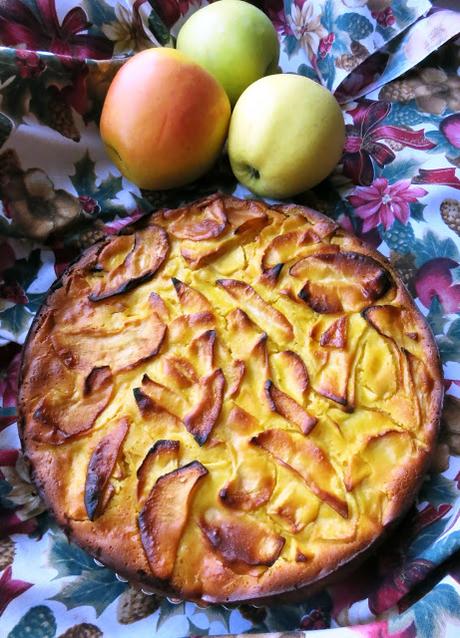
100,48 -> 231,190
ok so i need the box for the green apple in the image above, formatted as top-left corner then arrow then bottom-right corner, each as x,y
228,74 -> 345,199
176,0 -> 279,106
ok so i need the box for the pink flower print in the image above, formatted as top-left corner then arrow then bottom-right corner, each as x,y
319,33 -> 335,58
347,178 -> 427,232
440,112 -> 460,149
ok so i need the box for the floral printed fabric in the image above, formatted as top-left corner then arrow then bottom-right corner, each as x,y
1,1 -> 460,637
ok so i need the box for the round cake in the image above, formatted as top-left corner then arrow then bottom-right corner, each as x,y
19,195 -> 443,604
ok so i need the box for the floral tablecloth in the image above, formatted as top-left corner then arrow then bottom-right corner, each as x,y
1,1 -> 460,637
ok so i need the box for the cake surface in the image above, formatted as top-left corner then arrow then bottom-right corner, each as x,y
19,195 -> 443,604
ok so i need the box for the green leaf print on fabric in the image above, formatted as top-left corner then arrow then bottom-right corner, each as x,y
426,296 -> 447,336
48,532 -> 101,580
414,230 -> 460,267
50,568 -> 128,617
69,151 -> 125,219
0,304 -> 34,339
389,583 -> 460,638
438,318 -> 460,363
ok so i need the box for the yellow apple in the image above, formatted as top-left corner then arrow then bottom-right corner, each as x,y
228,74 -> 345,199
100,48 -> 230,190
176,0 -> 279,106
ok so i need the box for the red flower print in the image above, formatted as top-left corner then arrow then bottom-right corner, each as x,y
0,566 -> 33,615
411,503 -> 453,537
372,8 -> 396,28
15,49 -> 45,78
0,509 -> 37,539
440,113 -> 460,149
0,281 -> 28,305
79,195 -> 100,215
0,0 -> 113,60
319,33 -> 334,58
155,0 -> 196,30
369,559 -> 435,615
347,178 -> 427,232
261,0 -> 290,34
352,619 -> 416,638
343,100 -> 436,185
300,608 -> 329,630
414,258 -> 460,313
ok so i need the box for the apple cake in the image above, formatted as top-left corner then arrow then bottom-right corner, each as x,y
19,194 -> 443,604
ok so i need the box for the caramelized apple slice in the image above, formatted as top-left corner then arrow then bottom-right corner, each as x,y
172,278 -> 213,314
184,369 -> 225,445
405,349 -> 436,415
200,508 -> 285,566
265,380 -> 317,435
292,252 -> 393,313
259,264 -> 283,287
252,429 -> 348,518
52,312 -> 166,372
267,478 -> 320,533
226,359 -> 245,398
225,308 -> 264,359
163,197 -> 227,240
269,351 -> 309,404
84,417 -> 130,520
357,328 -> 400,402
320,317 -> 347,348
355,430 -> 414,524
169,312 -> 216,343
224,197 -> 269,235
139,461 -> 208,581
163,357 -> 198,389
261,228 -> 326,271
273,204 -> 338,238
235,334 -> 272,417
190,329 -> 216,374
219,454 -> 275,511
135,374 -> 187,417
32,364 -> 114,444
362,305 -> 421,349
226,405 -> 261,437
314,350 -> 352,407
89,225 -> 169,301
149,291 -> 169,321
217,279 -> 293,344
137,440 -> 180,500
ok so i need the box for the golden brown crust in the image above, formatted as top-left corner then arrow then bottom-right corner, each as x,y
18,194 -> 443,605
